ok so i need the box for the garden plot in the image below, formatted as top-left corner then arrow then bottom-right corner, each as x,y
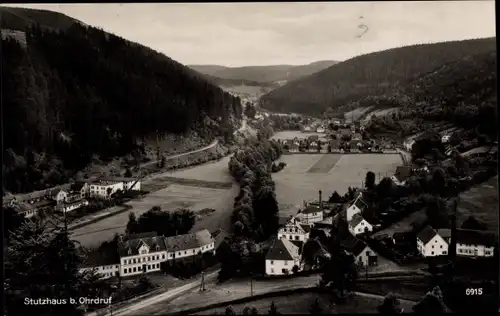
271,131 -> 328,141
307,154 -> 343,173
273,154 -> 402,217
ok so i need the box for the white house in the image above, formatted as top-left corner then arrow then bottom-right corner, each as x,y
348,213 -> 374,236
49,189 -> 68,204
316,127 -> 325,133
70,181 -> 90,199
304,126 -> 312,132
308,141 -> 318,152
277,216 -> 311,242
441,135 -> 451,144
296,205 -> 324,225
79,248 -> 120,280
90,179 -> 124,198
346,193 -> 369,222
163,229 -> 215,260
265,237 -> 301,276
342,234 -> 379,267
416,226 -> 449,257
55,199 -> 89,214
101,177 -> 141,192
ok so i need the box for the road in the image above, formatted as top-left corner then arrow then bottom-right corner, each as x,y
140,139 -> 219,169
116,272 -> 420,316
109,271 -> 220,316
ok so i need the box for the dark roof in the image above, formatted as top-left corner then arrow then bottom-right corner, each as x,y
118,234 -> 166,257
266,238 -> 297,261
456,229 -> 496,247
349,213 -> 365,227
290,240 -> 304,252
353,195 -> 369,211
279,216 -> 292,226
70,181 -> 87,192
301,205 -> 321,214
299,223 -> 312,232
79,247 -> 120,268
394,166 -> 412,182
163,229 -> 213,252
417,225 -> 438,244
437,228 -> 451,239
48,188 -> 67,197
341,234 -> 369,256
212,229 -> 229,249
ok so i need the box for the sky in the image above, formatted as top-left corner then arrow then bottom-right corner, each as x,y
6,2 -> 496,67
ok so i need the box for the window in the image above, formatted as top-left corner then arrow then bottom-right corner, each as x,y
271,268 -> 274,273
178,252 -> 181,256
432,245 -> 434,249
162,254 -> 165,259
138,266 -> 142,271
133,259 -> 136,264
440,245 -> 443,249
270,260 -> 274,265
284,261 -> 288,265
431,251 -> 434,255
295,236 -> 299,240
184,251 -> 187,254
170,254 -> 173,258
193,250 -> 196,254
133,267 -> 136,272
443,251 -> 447,255
289,235 -> 293,240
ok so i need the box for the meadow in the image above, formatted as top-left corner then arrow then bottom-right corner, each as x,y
271,131 -> 328,141
273,154 -> 402,216
71,156 -> 238,248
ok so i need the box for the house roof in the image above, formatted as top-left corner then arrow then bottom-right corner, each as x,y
298,223 -> 312,232
266,237 -> 298,261
212,229 -> 229,249
70,181 -> 87,192
352,194 -> 369,211
301,205 -> 321,214
437,228 -> 451,239
79,247 -> 120,268
394,166 -> 412,182
417,225 -> 438,244
118,233 -> 167,257
340,233 -> 369,256
456,229 -> 496,247
48,188 -> 67,197
349,213 -> 365,228
163,229 -> 213,253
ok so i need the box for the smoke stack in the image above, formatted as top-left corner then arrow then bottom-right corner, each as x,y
319,190 -> 323,210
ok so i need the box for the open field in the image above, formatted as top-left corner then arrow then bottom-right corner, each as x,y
307,154 -> 343,173
372,209 -> 427,238
71,157 -> 237,248
271,131 -> 328,141
344,106 -> 374,121
273,154 -> 402,216
457,175 -> 498,233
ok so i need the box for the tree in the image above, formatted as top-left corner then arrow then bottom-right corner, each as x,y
126,212 -> 139,234
412,286 -> 451,314
328,191 -> 342,203
4,206 -> 25,237
5,220 -> 98,316
319,251 -> 358,297
292,265 -> 300,274
377,293 -> 402,314
461,215 -> 487,231
365,171 -> 376,190
124,168 -> 133,177
225,306 -> 236,315
309,298 -> 323,314
268,301 -> 279,315
244,104 -> 257,119
376,177 -> 394,198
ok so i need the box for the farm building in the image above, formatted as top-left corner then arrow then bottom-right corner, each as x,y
55,199 -> 89,214
277,216 -> 311,242
265,237 -> 301,276
163,229 -> 215,260
342,234 -> 378,267
48,189 -> 69,204
348,213 -> 374,236
437,228 -> 496,258
70,181 -> 90,198
416,226 -> 448,257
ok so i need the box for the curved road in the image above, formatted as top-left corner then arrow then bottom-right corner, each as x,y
109,272 -> 418,316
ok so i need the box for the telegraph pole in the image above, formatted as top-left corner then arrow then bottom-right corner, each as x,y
200,271 -> 205,291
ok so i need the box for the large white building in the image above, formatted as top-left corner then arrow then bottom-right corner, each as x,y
79,248 -> 121,280
265,237 -> 301,276
277,216 -> 311,242
342,234 -> 379,267
346,193 -> 369,222
436,228 -> 495,258
163,229 -> 215,260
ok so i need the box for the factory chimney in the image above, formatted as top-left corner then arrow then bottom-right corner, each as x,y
319,190 -> 323,210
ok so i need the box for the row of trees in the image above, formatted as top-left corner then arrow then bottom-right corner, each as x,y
126,206 -> 196,237
3,21 -> 242,194
227,140 -> 283,241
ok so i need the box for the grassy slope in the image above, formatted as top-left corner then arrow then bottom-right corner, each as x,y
260,38 -> 496,115
0,6 -> 81,30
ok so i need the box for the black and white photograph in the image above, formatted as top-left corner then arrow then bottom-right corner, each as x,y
2,1 -> 498,315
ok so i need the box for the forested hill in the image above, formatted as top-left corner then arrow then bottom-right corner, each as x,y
259,38 -> 496,115
2,8 -> 242,194
189,60 -> 339,84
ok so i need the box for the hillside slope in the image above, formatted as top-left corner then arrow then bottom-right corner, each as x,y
2,7 -> 242,194
366,50 -> 497,139
259,38 -> 496,115
0,6 -> 82,30
189,60 -> 339,84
